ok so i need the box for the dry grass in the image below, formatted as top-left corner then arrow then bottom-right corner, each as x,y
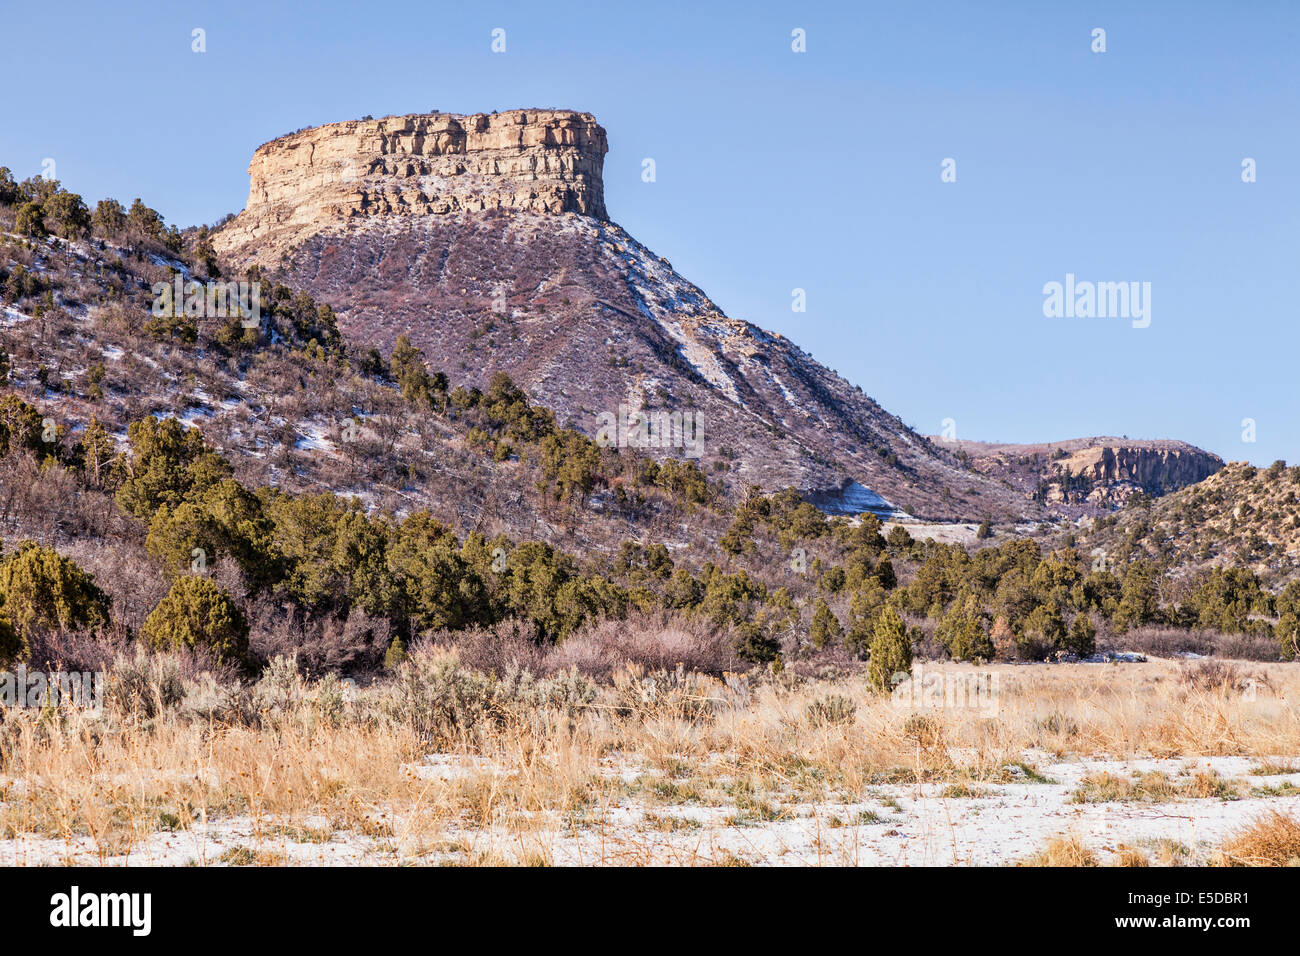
1019,833 -> 1099,867
1211,811 -> 1300,867
1,654 -> 1298,865
1025,835 -> 1168,868
1071,769 -> 1239,804
1249,759 -> 1299,775
1113,844 -> 1152,867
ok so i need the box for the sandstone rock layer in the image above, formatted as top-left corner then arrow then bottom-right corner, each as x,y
943,437 -> 1224,514
214,109 -> 607,261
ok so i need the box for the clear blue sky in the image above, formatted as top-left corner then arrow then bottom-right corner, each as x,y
2,0 -> 1296,465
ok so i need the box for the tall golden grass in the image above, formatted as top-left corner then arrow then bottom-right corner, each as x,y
1,652 -> 1298,864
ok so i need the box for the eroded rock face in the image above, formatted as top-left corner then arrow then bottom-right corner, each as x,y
213,109 -> 607,261
942,437 -> 1224,514
1057,444 -> 1222,495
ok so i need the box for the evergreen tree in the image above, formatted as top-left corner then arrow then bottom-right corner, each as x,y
44,191 -> 91,239
0,541 -> 110,642
14,201 -> 46,237
141,576 -> 248,666
0,605 -> 20,667
867,605 -> 912,692
1112,561 -> 1161,633
809,598 -> 841,649
91,198 -> 127,235
1064,613 -> 1096,657
384,635 -> 409,669
937,592 -> 993,662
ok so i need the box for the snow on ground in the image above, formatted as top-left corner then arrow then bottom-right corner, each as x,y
639,307 -> 744,406
808,481 -> 912,520
294,422 -> 334,452
608,228 -> 746,407
769,372 -> 801,410
0,817 -> 377,867
4,755 -> 1294,866
147,252 -> 191,276
528,755 -> 1300,867
173,406 -> 214,429
882,521 -> 982,544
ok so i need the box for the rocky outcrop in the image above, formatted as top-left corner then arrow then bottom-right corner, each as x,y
1056,443 -> 1222,496
940,437 -> 1224,514
213,109 -> 607,262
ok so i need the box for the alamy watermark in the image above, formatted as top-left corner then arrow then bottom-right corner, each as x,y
1042,273 -> 1150,328
595,405 -> 704,458
152,277 -> 261,328
891,664 -> 999,716
1,666 -> 104,714
50,886 -> 151,936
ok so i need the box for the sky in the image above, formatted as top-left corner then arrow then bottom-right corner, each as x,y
1,0 -> 1296,465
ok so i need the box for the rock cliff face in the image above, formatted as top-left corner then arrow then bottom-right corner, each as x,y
214,110 -> 607,261
1057,443 -> 1222,494
940,437 -> 1223,514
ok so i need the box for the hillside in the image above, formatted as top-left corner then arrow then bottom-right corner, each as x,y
0,221 -> 735,569
213,109 -> 1038,523
1069,460 -> 1300,586
2,146 -> 1292,686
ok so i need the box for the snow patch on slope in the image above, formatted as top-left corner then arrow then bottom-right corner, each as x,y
806,480 -> 912,520
605,228 -> 745,406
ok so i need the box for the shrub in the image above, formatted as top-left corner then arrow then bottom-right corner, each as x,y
0,541 -> 111,648
0,608 -> 20,667
902,712 -> 944,748
543,611 -> 736,680
248,604 -> 389,676
937,595 -> 993,661
608,665 -> 719,722
115,416 -> 232,521
1112,561 -> 1161,632
384,635 -> 408,669
14,201 -> 46,237
733,622 -> 780,664
1277,581 -> 1300,660
1020,602 -> 1066,655
383,647 -> 595,743
805,693 -> 856,727
1216,632 -> 1280,662
0,394 -> 45,456
443,618 -> 548,677
1212,811 -> 1300,867
253,653 -> 305,712
140,576 -> 249,666
867,606 -> 912,691
1063,613 -> 1097,657
1018,833 -> 1100,867
1180,659 -> 1251,695
105,648 -> 186,719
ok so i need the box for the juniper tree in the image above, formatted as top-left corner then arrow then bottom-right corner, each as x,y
867,605 -> 912,692
141,576 -> 249,666
809,598 -> 841,649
